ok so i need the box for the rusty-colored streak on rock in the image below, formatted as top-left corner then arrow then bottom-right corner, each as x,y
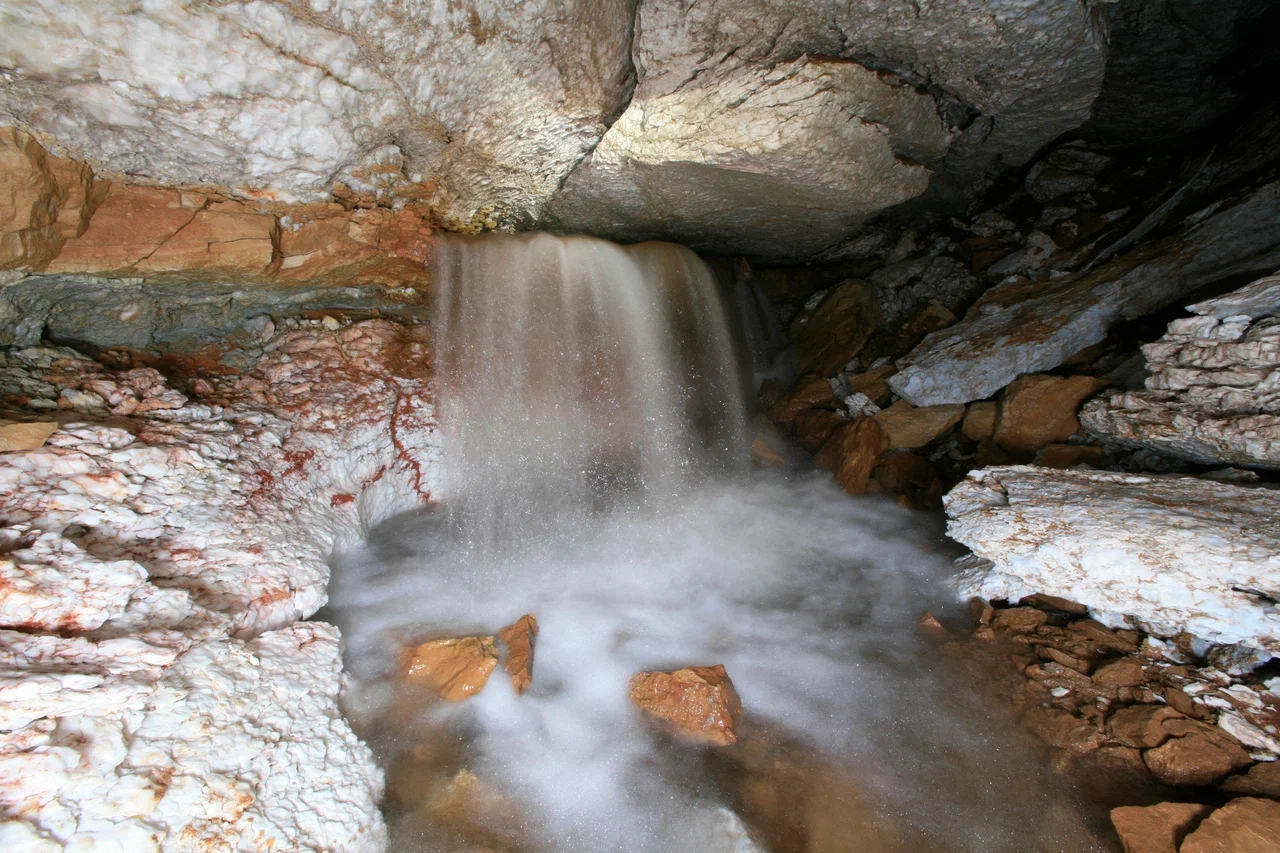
815,415 -> 890,495
629,664 -> 743,746
497,614 -> 538,695
400,636 -> 499,701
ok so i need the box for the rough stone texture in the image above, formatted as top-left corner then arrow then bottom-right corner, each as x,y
0,419 -> 56,452
994,374 -> 1108,454
497,613 -> 538,696
1110,801 -> 1211,853
873,401 -> 965,449
400,636 -> 500,701
1082,273 -> 1280,469
629,665 -> 743,746
814,415 -> 890,495
0,319 -> 443,849
550,55 -> 948,260
890,181 -> 1280,406
0,1 -> 636,230
1181,797 -> 1280,853
0,127 -> 97,270
790,279 -> 881,377
946,466 -> 1280,653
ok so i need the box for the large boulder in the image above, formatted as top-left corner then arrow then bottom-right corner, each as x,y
1082,273 -> 1280,469
945,466 -> 1280,653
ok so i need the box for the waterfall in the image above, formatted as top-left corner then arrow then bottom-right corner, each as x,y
433,233 -> 749,545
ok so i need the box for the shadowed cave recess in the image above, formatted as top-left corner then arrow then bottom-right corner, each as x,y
2,1 -> 1280,851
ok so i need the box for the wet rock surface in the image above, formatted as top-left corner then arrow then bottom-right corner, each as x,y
629,665 -> 744,746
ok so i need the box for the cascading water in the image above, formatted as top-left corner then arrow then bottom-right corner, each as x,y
433,234 -> 750,546
325,234 -> 1115,853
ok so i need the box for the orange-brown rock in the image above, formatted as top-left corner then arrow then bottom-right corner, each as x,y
768,374 -> 836,425
847,364 -> 898,408
1021,706 -> 1105,753
134,201 -> 276,274
1143,719 -> 1252,786
960,400 -> 997,442
400,635 -> 499,701
1,127 -> 99,269
991,606 -> 1048,634
0,419 -> 59,452
1108,705 -> 1181,749
751,437 -> 787,467
46,184 -> 201,273
792,408 -> 846,452
790,279 -> 881,376
872,450 -> 943,508
1110,801 -> 1212,853
421,769 -> 524,849
277,207 -> 433,284
1034,443 -> 1107,469
497,614 -> 538,695
815,415 -> 890,495
1221,760 -> 1280,798
916,611 -> 948,634
872,400 -> 965,449
1180,797 -> 1280,853
629,664 -> 743,746
994,374 -> 1108,454
1092,658 -> 1148,689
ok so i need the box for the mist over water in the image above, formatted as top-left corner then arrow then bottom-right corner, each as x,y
325,235 -> 1112,852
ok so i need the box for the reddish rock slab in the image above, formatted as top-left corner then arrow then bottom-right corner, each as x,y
791,279 -> 881,377
873,400 -> 965,449
1108,705 -> 1181,750
46,184 -> 201,273
1221,761 -> 1280,798
1,127 -> 98,269
961,401 -> 997,442
1181,797 -> 1280,853
0,420 -> 58,452
1143,720 -> 1251,786
133,203 -> 276,274
630,664 -> 743,746
1110,801 -> 1211,853
768,374 -> 837,425
401,636 -> 499,701
497,614 -> 538,695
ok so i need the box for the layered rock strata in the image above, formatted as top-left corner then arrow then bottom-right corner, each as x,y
1082,273 -> 1280,469
0,320 -> 441,849
945,466 -> 1280,655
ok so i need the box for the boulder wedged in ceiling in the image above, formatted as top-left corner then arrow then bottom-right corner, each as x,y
546,56 -> 951,261
548,0 -> 1108,260
0,0 -> 636,229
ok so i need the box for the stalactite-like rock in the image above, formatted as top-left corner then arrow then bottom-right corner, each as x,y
0,320 -> 442,850
945,466 -> 1280,654
1081,273 -> 1280,469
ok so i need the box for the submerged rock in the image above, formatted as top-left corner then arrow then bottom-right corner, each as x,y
630,664 -> 743,746
497,614 -> 539,695
401,636 -> 501,702
946,466 -> 1280,653
1082,272 -> 1280,469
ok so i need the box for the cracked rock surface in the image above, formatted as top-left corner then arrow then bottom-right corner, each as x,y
0,319 -> 441,850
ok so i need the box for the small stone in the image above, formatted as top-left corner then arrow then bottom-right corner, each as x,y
791,408 -> 846,451
969,597 -> 995,626
0,420 -> 58,452
768,374 -> 836,424
1019,594 -> 1089,615
872,450 -> 943,509
1110,801 -> 1212,853
321,315 -> 341,331
872,400 -> 966,449
1163,687 -> 1197,717
750,437 -> 786,467
917,611 -> 948,634
1180,797 -> 1280,853
847,365 -> 898,408
1108,705 -> 1181,749
814,416 -> 890,495
992,606 -> 1048,634
1033,443 -> 1107,469
630,664 -> 743,746
400,636 -> 499,701
497,614 -> 538,695
1022,706 -> 1104,754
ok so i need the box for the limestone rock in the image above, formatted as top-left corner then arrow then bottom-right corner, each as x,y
133,204 -> 276,275
400,636 -> 500,702
1181,798 -> 1280,853
1110,802 -> 1211,853
889,181 -> 1280,405
0,3 -> 635,229
946,466 -> 1280,653
1082,273 -> 1280,470
630,664 -> 743,746
873,400 -> 965,449
994,374 -> 1108,454
46,185 -> 201,274
550,55 -> 948,260
497,614 -> 538,695
815,416 -> 890,495
0,419 -> 57,452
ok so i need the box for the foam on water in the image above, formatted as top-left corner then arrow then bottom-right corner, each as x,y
324,234 -> 1113,852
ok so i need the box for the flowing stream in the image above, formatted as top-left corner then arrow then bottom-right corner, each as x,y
324,234 -> 1115,852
